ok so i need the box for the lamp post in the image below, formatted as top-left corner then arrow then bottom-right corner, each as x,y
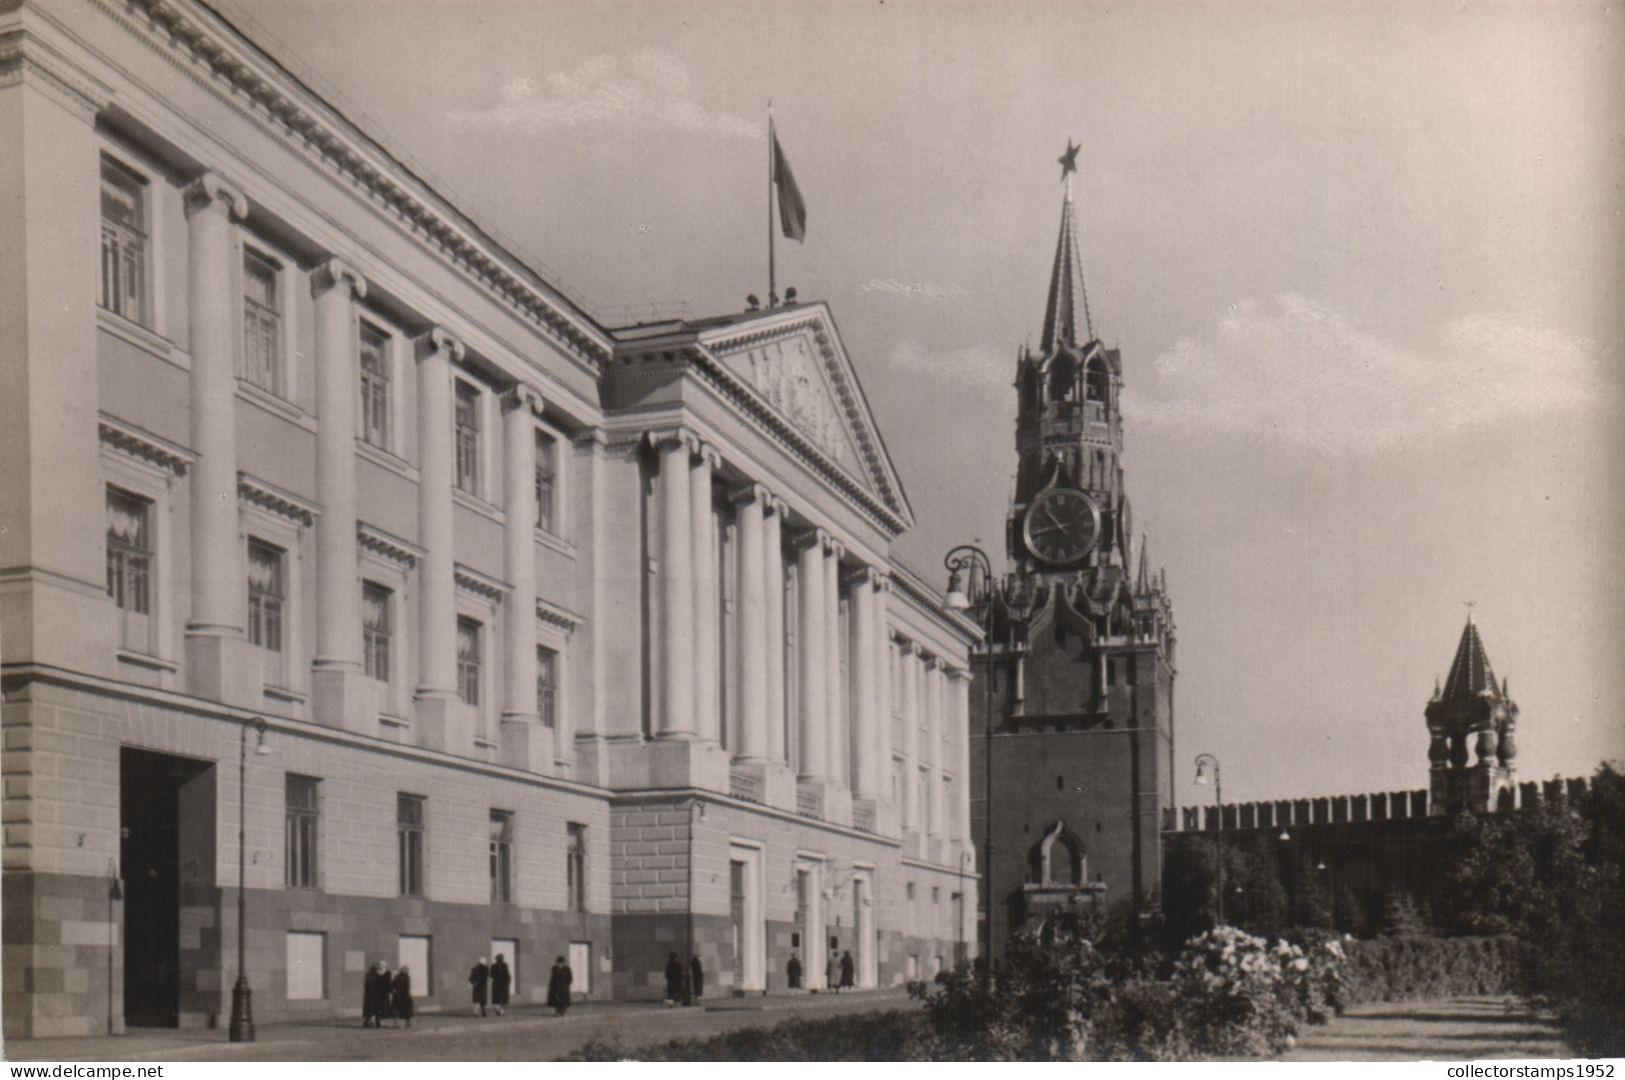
1193,753 -> 1223,926
684,798 -> 705,1007
944,543 -> 993,991
229,717 -> 270,1043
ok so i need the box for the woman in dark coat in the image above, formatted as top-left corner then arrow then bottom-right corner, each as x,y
362,960 -> 390,1027
546,955 -> 573,1016
390,965 -> 414,1028
787,953 -> 802,990
489,954 -> 512,1016
468,956 -> 490,1016
689,955 -> 704,1001
664,952 -> 684,1005
840,950 -> 855,991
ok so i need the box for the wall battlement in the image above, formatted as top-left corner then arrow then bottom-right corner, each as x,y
1162,776 -> 1592,834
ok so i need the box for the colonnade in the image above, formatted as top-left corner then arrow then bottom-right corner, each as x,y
180,171 -> 563,773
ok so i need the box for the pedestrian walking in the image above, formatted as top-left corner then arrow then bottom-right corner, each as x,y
468,956 -> 490,1016
787,953 -> 802,990
826,951 -> 839,993
546,955 -> 573,1017
840,949 -> 855,992
689,955 -> 704,1001
390,965 -> 414,1028
490,954 -> 511,1016
362,960 -> 390,1027
664,951 -> 685,1005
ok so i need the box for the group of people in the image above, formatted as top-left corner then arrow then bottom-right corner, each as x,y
468,954 -> 576,1018
360,961 -> 414,1028
784,950 -> 855,992
663,953 -> 704,1005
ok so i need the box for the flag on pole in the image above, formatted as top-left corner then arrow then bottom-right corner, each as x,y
772,131 -> 807,242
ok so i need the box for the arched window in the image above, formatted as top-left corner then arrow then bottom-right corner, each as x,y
1038,822 -> 1085,886
1085,357 -> 1108,403
1049,354 -> 1079,403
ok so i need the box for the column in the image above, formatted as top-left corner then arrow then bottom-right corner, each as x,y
873,578 -> 894,805
657,434 -> 695,738
822,536 -> 845,787
900,642 -> 920,831
795,530 -> 828,780
414,328 -> 464,747
690,445 -> 720,743
928,659 -> 946,837
310,257 -> 369,728
849,568 -> 878,799
501,385 -> 548,772
733,485 -> 769,760
763,497 -> 787,763
954,669 -> 974,846
182,174 -> 259,704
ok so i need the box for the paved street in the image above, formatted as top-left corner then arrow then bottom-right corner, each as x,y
3,989 -> 917,1062
1284,996 -> 1572,1061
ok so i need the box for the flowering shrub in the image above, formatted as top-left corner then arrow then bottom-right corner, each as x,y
1167,926 -> 1304,1057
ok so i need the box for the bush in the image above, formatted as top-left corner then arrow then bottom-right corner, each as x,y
1339,934 -> 1521,1005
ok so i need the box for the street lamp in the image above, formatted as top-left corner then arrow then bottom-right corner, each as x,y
1193,753 -> 1223,926
229,717 -> 270,1043
944,543 -> 993,991
684,798 -> 706,1006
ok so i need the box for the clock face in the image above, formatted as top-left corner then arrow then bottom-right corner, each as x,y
1022,488 -> 1101,566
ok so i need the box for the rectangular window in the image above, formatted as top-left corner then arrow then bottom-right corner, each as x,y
397,794 -> 425,897
363,582 -> 393,683
456,617 -> 482,707
242,251 -> 282,395
534,430 -> 557,533
285,775 -> 319,889
285,932 -> 325,1000
246,539 -> 285,655
359,323 -> 392,451
454,381 -> 480,495
566,822 -> 586,912
106,488 -> 153,652
100,159 -> 147,325
489,810 -> 514,904
906,881 -> 916,901
536,645 -> 558,727
932,886 -> 941,904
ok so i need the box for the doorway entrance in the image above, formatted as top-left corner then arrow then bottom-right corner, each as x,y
120,748 -> 215,1028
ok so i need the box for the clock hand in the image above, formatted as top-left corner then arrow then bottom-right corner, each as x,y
1042,507 -> 1065,530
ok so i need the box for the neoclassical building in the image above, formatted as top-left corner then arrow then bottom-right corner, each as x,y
0,0 -> 978,1038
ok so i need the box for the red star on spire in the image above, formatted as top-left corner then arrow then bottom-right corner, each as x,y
1058,139 -> 1081,182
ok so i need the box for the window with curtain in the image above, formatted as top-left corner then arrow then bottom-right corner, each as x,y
534,430 -> 557,533
246,539 -> 285,655
100,159 -> 147,325
242,251 -> 282,395
362,582 -> 392,683
454,382 -> 480,495
106,488 -> 153,652
536,645 -> 558,727
285,775 -> 319,888
566,822 -> 587,911
489,810 -> 514,903
397,794 -> 425,896
456,617 -> 482,706
359,323 -> 392,450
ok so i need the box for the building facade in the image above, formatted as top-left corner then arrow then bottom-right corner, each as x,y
0,0 -> 978,1038
962,173 -> 1177,959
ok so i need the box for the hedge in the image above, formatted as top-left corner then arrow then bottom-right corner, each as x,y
1340,935 -> 1522,1005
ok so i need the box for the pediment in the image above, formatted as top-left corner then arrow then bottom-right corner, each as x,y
698,306 -> 911,529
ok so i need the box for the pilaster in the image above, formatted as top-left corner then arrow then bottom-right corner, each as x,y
413,327 -> 464,750
500,384 -> 549,774
690,443 -> 721,744
763,495 -> 788,764
795,529 -> 829,785
656,431 -> 697,740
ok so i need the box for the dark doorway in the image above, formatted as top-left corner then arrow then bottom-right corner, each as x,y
120,748 -> 214,1028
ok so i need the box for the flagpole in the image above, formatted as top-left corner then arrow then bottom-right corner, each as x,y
767,100 -> 777,305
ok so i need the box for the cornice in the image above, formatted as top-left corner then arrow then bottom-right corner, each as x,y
357,522 -> 422,568
96,0 -> 611,366
454,563 -> 509,603
0,23 -> 116,123
535,597 -> 585,633
98,416 -> 193,475
237,472 -> 318,526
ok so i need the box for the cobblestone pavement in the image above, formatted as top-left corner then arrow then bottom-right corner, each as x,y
3,989 -> 916,1063
1283,996 -> 1572,1061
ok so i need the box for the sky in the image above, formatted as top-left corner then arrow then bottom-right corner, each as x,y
218,0 -> 1625,808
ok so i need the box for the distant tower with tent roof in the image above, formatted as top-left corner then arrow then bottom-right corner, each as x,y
1425,614 -> 1519,814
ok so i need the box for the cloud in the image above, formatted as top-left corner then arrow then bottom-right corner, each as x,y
888,340 -> 1012,393
444,51 -> 760,139
1122,294 -> 1611,452
862,278 -> 969,304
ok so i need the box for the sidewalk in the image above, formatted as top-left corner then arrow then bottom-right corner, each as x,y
3,988 -> 912,1062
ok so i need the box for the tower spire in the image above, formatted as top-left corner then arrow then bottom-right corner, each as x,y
1040,142 -> 1094,353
